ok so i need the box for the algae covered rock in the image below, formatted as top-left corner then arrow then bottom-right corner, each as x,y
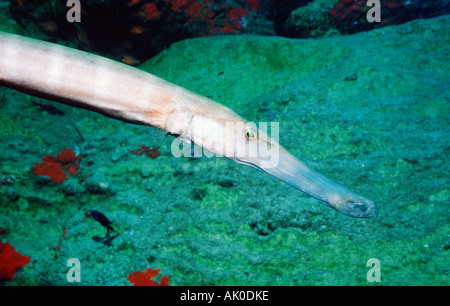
84,172 -> 115,195
0,11 -> 449,285
284,0 -> 338,38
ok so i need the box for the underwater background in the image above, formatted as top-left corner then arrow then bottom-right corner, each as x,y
0,0 -> 448,285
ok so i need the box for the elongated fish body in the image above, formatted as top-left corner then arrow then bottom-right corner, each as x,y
0,31 -> 241,132
0,31 -> 377,218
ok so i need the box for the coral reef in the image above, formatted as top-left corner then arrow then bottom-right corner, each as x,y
283,0 -> 337,38
329,0 -> 450,33
7,0 -> 450,61
8,0 -> 272,63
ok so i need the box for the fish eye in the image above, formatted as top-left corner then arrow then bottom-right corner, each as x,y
244,127 -> 257,140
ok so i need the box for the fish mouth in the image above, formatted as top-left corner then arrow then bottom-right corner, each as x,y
236,147 -> 378,218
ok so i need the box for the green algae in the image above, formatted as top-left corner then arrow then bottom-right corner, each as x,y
0,113 -> 39,139
1,15 -> 449,285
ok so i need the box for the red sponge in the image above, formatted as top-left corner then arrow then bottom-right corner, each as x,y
128,268 -> 170,286
0,240 -> 30,281
33,148 -> 81,183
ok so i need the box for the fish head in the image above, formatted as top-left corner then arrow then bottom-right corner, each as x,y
225,119 -> 378,218
171,103 -> 377,218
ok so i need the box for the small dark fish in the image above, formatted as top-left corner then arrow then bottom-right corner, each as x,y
90,210 -> 114,237
32,101 -> 65,115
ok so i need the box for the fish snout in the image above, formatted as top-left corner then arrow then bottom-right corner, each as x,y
252,147 -> 378,218
328,196 -> 378,218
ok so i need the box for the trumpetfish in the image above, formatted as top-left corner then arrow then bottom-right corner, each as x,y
0,31 -> 378,218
